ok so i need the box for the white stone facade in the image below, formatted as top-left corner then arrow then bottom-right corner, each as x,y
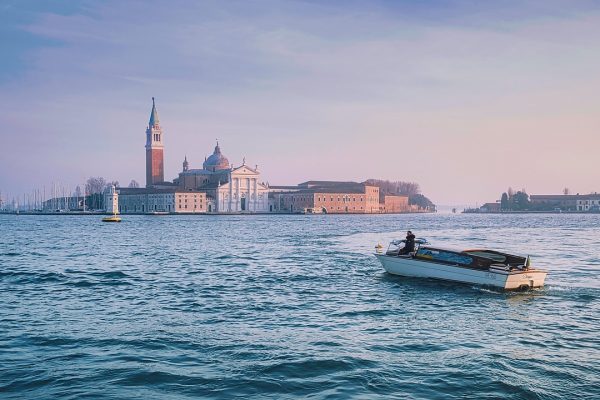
577,196 -> 600,211
175,143 -> 270,213
214,165 -> 269,212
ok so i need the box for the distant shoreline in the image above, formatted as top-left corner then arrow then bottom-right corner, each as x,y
462,210 -> 599,215
0,211 -> 435,216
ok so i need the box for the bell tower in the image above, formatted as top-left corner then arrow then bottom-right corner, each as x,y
145,97 -> 164,187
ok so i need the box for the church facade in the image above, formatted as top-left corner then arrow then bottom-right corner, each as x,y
174,143 -> 270,212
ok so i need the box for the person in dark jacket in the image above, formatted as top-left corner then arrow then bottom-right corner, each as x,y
399,230 -> 416,255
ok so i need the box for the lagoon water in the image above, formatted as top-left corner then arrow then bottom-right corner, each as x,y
0,213 -> 599,399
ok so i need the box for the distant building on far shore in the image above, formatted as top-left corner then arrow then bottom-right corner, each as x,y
530,193 -> 600,212
468,193 -> 600,213
479,202 -> 501,213
112,187 -> 207,214
268,181 -> 410,214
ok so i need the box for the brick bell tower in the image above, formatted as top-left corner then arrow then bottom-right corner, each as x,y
145,97 -> 164,187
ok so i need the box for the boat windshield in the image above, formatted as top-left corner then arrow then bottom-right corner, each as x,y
386,238 -> 428,256
386,240 -> 405,256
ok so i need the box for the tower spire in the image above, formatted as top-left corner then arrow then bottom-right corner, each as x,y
149,97 -> 160,127
145,97 -> 164,187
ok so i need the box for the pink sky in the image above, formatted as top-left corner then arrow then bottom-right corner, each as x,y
1,1 -> 599,205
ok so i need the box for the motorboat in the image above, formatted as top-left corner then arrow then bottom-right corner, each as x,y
375,239 -> 547,290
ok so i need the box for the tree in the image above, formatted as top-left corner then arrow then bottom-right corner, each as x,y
85,177 -> 107,210
409,193 -> 435,211
363,179 -> 434,210
86,177 -> 107,195
128,180 -> 140,188
396,182 -> 420,196
500,192 -> 509,211
512,191 -> 530,211
364,179 -> 421,196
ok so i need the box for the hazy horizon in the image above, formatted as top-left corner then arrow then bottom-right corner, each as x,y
1,0 -> 599,205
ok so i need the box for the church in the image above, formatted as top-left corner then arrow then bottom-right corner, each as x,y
109,98 -> 407,215
115,98 -> 270,213
173,143 -> 270,213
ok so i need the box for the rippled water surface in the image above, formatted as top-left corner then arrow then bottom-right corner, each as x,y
1,213 -> 599,399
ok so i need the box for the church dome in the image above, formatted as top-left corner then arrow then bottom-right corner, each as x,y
203,142 -> 230,171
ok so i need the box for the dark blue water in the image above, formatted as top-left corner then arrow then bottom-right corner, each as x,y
1,214 -> 599,399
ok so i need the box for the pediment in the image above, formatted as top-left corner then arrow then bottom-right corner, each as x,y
232,165 -> 259,175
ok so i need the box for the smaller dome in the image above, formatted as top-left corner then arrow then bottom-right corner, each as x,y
203,143 -> 230,171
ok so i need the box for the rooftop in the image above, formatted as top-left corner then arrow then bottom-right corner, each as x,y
530,193 -> 600,200
117,187 -> 204,195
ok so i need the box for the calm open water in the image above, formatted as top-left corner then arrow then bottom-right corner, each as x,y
0,213 -> 599,399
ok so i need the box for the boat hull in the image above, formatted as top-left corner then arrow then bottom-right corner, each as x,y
102,217 -> 121,222
375,254 -> 547,290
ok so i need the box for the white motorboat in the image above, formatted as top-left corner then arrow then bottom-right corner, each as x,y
375,239 -> 547,290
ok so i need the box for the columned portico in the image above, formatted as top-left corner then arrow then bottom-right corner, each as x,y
173,141 -> 269,213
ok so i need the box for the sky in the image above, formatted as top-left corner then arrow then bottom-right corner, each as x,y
1,0 -> 599,205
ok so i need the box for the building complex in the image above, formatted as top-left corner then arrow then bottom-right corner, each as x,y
97,98 -> 416,214
471,193 -> 600,213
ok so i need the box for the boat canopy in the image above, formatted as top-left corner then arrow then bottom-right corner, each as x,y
463,249 -> 526,266
415,247 -> 527,269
